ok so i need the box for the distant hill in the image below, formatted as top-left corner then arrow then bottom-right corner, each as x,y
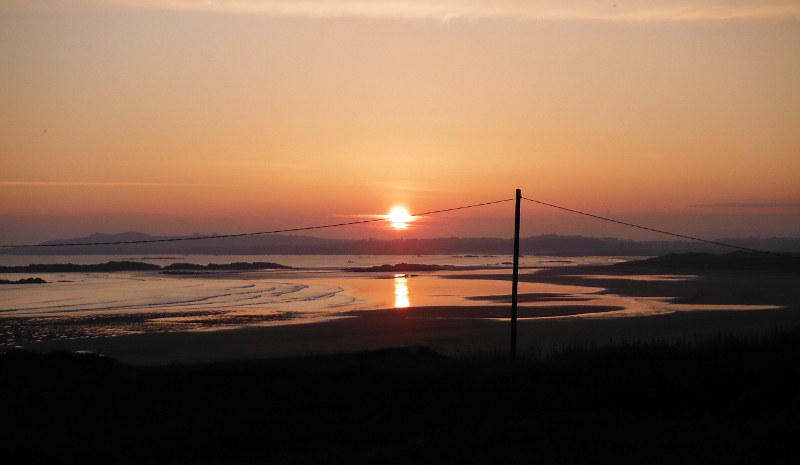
613,250 -> 800,273
3,232 -> 800,256
42,232 -> 158,245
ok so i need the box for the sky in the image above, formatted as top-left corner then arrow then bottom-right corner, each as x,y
1,0 -> 799,244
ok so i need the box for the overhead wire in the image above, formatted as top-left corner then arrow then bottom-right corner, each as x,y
0,198 -> 515,249
522,196 -> 798,259
1,195 -> 795,259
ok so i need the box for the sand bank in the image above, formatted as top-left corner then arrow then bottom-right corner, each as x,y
9,255 -> 800,364
16,303 -> 800,364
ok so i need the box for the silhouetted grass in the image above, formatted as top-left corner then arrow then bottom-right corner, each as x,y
2,329 -> 799,464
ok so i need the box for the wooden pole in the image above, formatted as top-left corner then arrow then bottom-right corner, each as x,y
511,188 -> 521,362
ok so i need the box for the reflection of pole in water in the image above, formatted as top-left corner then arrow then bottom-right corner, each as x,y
394,274 -> 410,308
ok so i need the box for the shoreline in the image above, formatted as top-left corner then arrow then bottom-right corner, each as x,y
13,304 -> 800,365
4,252 -> 799,364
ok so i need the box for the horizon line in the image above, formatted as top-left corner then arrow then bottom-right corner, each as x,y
7,1 -> 800,22
24,231 -> 800,244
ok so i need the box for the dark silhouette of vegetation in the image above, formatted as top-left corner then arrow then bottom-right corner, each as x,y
2,329 -> 799,464
0,277 -> 46,284
0,261 -> 291,274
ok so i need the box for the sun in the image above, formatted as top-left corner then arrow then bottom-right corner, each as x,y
387,207 -> 413,229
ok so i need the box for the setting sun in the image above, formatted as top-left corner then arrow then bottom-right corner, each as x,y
387,207 -> 413,229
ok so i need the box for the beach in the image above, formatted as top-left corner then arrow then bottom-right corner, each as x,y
3,253 -> 799,463
6,254 -> 798,364
15,305 -> 799,364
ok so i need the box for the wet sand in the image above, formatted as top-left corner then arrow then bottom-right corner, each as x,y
11,260 -> 800,364
18,303 -> 800,364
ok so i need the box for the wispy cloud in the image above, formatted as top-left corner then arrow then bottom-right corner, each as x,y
371,181 -> 456,193
691,202 -> 800,209
7,1 -> 800,21
0,181 -> 230,187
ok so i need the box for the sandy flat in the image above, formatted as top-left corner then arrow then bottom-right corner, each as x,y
10,262 -> 800,364
16,302 -> 799,364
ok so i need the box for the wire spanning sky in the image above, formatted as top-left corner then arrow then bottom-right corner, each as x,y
1,1 -> 799,243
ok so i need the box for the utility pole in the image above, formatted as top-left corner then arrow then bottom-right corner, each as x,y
511,188 -> 521,362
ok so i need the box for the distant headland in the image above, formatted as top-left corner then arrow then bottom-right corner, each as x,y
3,232 -> 799,256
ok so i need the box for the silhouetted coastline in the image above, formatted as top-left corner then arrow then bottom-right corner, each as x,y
450,251 -> 800,308
343,262 -> 476,272
612,250 -> 800,273
0,261 -> 161,273
0,261 -> 291,273
160,261 -> 292,273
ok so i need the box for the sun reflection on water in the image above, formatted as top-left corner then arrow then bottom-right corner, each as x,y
394,274 -> 410,308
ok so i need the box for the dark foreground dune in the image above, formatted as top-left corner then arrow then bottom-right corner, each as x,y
2,329 -> 799,464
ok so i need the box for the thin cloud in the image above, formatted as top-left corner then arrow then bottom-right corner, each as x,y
7,1 -> 800,21
334,213 -> 389,219
335,211 -> 431,220
371,181 -> 456,193
0,181 -> 231,187
691,202 -> 800,209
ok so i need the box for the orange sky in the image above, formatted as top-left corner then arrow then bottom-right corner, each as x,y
1,1 -> 799,244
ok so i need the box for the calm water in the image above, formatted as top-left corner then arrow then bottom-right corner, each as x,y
0,253 -> 628,268
0,254 -> 779,344
0,253 -> 626,316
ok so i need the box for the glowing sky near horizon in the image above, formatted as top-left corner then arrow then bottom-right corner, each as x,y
1,1 -> 799,243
